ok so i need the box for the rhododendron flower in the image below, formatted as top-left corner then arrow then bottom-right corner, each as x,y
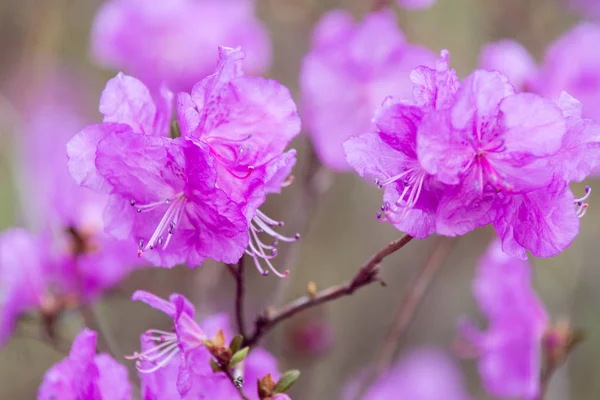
67,72 -> 249,268
344,51 -> 457,239
178,47 -> 301,276
129,291 -> 281,398
345,349 -> 470,400
459,240 -> 548,399
480,23 -> 600,123
38,328 -> 131,400
301,9 -> 435,171
91,0 -> 270,92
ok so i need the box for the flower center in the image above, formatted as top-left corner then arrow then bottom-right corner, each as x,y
129,194 -> 187,256
205,133 -> 255,179
246,210 -> 300,278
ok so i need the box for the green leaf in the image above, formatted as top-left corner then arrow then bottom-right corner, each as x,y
229,334 -> 244,355
274,370 -> 300,394
229,346 -> 249,367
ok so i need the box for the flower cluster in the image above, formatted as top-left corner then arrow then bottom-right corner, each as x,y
91,0 -> 271,92
67,47 -> 301,275
344,50 -> 600,258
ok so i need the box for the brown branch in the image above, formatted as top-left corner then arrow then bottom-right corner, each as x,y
244,234 -> 414,347
227,257 -> 248,339
375,237 -> 455,375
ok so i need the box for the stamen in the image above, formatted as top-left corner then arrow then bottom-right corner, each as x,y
575,186 -> 592,218
281,175 -> 295,188
131,193 -> 187,256
245,210 -> 299,278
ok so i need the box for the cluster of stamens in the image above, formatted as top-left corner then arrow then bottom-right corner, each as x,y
130,193 -> 187,257
575,185 -> 591,218
246,210 -> 300,278
374,165 -> 427,224
125,329 -> 180,373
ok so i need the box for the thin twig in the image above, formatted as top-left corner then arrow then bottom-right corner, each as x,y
271,143 -> 332,306
223,366 -> 250,400
375,237 -> 455,375
244,234 -> 414,347
227,257 -> 248,338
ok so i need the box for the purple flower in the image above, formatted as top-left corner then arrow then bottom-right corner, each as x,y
129,291 -> 281,399
480,23 -> 600,123
67,72 -> 249,268
301,9 -> 435,171
459,240 -> 548,399
177,47 -> 301,276
346,349 -> 470,400
478,40 -> 537,91
91,0 -> 270,92
38,328 -> 131,400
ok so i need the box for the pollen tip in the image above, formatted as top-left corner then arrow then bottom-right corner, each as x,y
278,221 -> 285,227
130,200 -> 136,207
272,240 -> 279,247
294,233 -> 301,240
283,269 -> 290,278
137,249 -> 143,258
262,270 -> 270,276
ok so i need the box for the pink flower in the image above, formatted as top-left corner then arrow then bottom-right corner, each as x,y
178,47 -> 301,276
91,0 -> 270,92
301,9 -> 435,171
67,72 -> 249,268
38,328 -> 131,400
129,291 -> 282,399
459,240 -> 548,399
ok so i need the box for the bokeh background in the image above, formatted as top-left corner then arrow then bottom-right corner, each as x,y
0,0 -> 597,398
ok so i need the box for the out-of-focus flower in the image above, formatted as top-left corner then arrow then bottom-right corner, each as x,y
67,72 -> 249,268
565,0 -> 600,20
459,240 -> 548,399
178,47 -> 301,276
346,349 -> 471,400
91,0 -> 270,92
478,40 -> 537,92
396,0 -> 436,10
0,72 -> 143,346
129,291 -> 281,399
301,9 -> 435,171
38,328 -> 131,400
480,23 -> 600,123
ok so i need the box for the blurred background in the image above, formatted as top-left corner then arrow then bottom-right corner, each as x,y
0,0 -> 597,398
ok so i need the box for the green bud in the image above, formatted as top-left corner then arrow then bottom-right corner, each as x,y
229,346 -> 249,367
274,370 -> 300,394
229,334 -> 244,355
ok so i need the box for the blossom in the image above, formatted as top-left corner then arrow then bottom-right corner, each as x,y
129,290 -> 281,398
459,240 -> 548,399
177,47 -> 301,276
91,0 -> 270,92
301,9 -> 435,171
0,72 -> 143,346
38,328 -> 131,400
345,349 -> 470,400
480,23 -> 600,123
67,72 -> 249,268
478,40 -> 537,91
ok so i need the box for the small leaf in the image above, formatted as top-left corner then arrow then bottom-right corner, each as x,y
229,334 -> 244,355
274,370 -> 300,394
229,346 -> 249,367
214,329 -> 226,347
203,339 -> 214,349
210,358 -> 221,373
